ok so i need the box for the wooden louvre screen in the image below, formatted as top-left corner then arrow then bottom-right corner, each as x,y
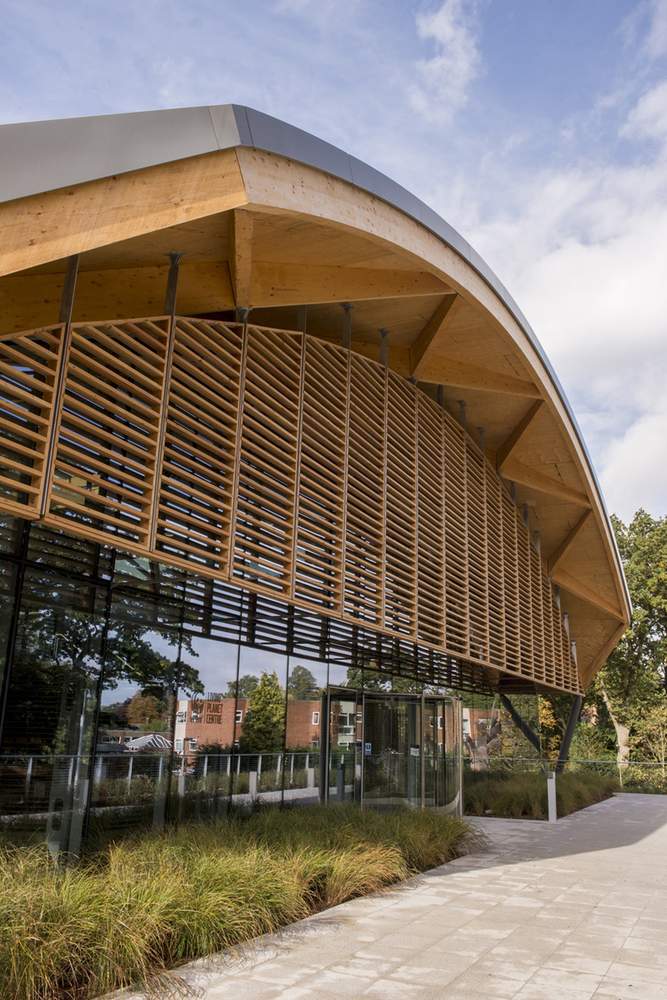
0,326 -> 63,516
0,316 -> 581,694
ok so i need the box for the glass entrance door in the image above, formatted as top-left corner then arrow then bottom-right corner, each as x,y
324,687 -> 461,812
362,694 -> 422,808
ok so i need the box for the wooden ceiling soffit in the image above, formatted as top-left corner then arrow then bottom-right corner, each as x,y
0,261 -> 236,335
230,209 -> 253,309
410,293 -> 458,376
0,149 -> 247,278
547,510 -> 593,574
496,400 -> 544,470
501,455 -> 591,507
553,567 -> 625,621
424,358 -> 542,398
250,262 -> 448,308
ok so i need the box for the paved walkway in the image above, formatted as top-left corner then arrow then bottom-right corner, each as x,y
118,794 -> 667,999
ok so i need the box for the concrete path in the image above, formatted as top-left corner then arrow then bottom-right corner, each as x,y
118,793 -> 667,999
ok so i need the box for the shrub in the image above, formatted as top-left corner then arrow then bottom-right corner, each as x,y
0,805 -> 470,1000
463,767 -> 619,819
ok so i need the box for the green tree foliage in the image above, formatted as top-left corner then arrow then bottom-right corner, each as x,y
630,698 -> 667,771
239,672 -> 286,752
287,665 -> 318,700
595,510 -> 667,763
229,675 -> 259,699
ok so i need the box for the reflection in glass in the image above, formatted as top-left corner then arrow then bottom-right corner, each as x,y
174,637 -> 239,820
327,687 -> 360,802
284,656 -> 326,805
363,695 -> 421,808
0,568 -> 103,856
87,588 -> 181,848
233,648 -> 287,804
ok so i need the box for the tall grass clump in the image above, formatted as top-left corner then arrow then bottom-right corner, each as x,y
464,767 -> 618,819
0,805 -> 470,1000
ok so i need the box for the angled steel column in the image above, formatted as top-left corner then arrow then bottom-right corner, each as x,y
556,695 -> 583,773
498,692 -> 542,753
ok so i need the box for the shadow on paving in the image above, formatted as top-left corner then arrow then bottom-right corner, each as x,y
460,792 -> 667,867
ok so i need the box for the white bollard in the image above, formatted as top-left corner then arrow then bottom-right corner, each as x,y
547,770 -> 557,823
249,771 -> 258,799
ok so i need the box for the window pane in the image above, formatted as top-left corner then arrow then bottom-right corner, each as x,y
88,589 -> 181,848
284,656 -> 326,805
234,648 -> 287,805
0,566 -> 104,856
174,636 -> 239,822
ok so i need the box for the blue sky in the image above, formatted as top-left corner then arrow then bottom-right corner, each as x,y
2,0 -> 667,520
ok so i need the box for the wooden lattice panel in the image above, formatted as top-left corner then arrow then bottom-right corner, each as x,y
416,393 -> 445,647
384,371 -> 417,636
344,355 -> 386,626
230,325 -> 302,594
443,417 -> 468,656
501,490 -> 521,674
0,314 -> 583,694
294,337 -> 347,610
0,326 -> 62,515
485,467 -> 505,669
48,319 -> 169,546
155,318 -> 243,572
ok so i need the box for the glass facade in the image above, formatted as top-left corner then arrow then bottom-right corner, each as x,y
0,517 -> 462,857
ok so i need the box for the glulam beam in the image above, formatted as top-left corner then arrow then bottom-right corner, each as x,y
410,293 -> 458,377
435,359 -> 541,398
501,456 -> 591,507
547,510 -> 592,574
496,400 -> 543,470
552,567 -> 625,621
251,263 -> 448,308
230,209 -> 253,310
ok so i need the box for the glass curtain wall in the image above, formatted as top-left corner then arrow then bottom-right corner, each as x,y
0,517 -> 462,857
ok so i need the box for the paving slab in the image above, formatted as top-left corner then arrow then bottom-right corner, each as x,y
111,793 -> 667,999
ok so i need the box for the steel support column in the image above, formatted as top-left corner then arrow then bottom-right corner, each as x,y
498,692 -> 542,753
556,695 -> 583,773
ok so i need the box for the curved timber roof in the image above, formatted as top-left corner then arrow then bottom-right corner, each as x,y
0,104 -> 631,689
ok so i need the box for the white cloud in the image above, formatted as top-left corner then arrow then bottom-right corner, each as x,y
622,78 -> 667,141
410,0 -> 480,123
600,406 -> 667,521
450,145 -> 667,519
646,0 -> 667,59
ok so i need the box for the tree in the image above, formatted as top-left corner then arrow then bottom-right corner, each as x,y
287,665 -> 317,700
595,511 -> 667,767
630,698 -> 667,776
238,672 -> 285,752
125,692 -> 166,730
229,675 -> 259,699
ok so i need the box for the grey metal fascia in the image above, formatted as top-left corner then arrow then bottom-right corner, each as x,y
0,103 -> 629,609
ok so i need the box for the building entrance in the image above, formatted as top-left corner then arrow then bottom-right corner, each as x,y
325,689 -> 461,813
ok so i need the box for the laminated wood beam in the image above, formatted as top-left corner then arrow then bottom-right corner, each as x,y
250,262 -> 448,308
501,456 -> 591,507
433,358 -> 541,398
0,149 -> 246,277
410,293 -> 458,377
552,567 -> 625,620
547,510 -> 592,574
230,209 -> 253,309
496,400 -> 543,470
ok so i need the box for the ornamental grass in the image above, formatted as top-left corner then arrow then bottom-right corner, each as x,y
0,805 -> 470,1000
464,766 -> 619,820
